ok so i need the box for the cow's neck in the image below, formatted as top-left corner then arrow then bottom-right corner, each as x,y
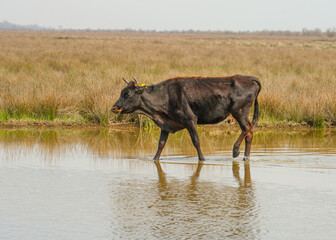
137,90 -> 169,124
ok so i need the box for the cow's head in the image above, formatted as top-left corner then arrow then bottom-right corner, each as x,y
111,77 -> 148,114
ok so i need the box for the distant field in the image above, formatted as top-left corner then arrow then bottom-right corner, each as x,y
0,31 -> 335,127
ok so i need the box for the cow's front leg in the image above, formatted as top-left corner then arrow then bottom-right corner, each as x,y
186,123 -> 205,161
153,130 -> 169,160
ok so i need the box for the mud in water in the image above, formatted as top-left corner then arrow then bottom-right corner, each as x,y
0,128 -> 335,239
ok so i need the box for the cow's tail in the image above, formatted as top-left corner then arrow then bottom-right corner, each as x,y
251,78 -> 261,127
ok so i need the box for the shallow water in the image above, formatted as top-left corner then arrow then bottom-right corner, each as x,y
0,128 -> 335,240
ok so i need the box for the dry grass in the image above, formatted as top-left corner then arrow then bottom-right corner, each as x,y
0,31 -> 335,127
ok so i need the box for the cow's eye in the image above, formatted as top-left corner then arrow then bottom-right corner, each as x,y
124,92 -> 129,98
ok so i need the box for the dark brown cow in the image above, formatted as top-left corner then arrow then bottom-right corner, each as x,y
112,75 -> 261,161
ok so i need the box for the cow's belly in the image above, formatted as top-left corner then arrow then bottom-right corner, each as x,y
197,111 -> 230,124
195,103 -> 230,124
191,95 -> 230,124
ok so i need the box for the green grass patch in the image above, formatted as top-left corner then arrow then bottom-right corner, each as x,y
306,114 -> 324,128
0,110 -> 11,121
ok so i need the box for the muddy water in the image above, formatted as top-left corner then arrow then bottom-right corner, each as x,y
0,128 -> 335,240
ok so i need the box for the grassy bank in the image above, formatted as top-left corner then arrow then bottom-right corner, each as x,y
0,31 -> 335,127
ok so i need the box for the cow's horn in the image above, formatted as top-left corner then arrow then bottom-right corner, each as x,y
122,77 -> 129,84
132,77 -> 138,84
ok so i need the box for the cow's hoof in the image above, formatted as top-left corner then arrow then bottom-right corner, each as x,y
243,156 -> 250,161
232,148 -> 240,158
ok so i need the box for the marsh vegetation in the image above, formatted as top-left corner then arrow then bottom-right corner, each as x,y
0,31 -> 335,127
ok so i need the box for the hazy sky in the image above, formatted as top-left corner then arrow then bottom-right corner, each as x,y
1,0 -> 335,31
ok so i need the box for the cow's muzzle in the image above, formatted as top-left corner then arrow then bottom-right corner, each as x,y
111,106 -> 122,113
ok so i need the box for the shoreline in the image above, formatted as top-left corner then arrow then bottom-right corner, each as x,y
1,119 -> 335,131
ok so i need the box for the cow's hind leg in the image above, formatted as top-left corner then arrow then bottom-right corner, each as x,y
232,112 -> 252,159
244,128 -> 253,160
153,130 -> 169,160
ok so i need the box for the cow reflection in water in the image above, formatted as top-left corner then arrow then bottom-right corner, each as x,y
153,160 -> 205,194
153,160 -> 251,190
109,161 -> 260,239
151,160 -> 259,239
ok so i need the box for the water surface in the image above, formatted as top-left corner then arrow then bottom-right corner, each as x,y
0,128 -> 335,239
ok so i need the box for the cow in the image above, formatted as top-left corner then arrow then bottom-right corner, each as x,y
112,75 -> 261,161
